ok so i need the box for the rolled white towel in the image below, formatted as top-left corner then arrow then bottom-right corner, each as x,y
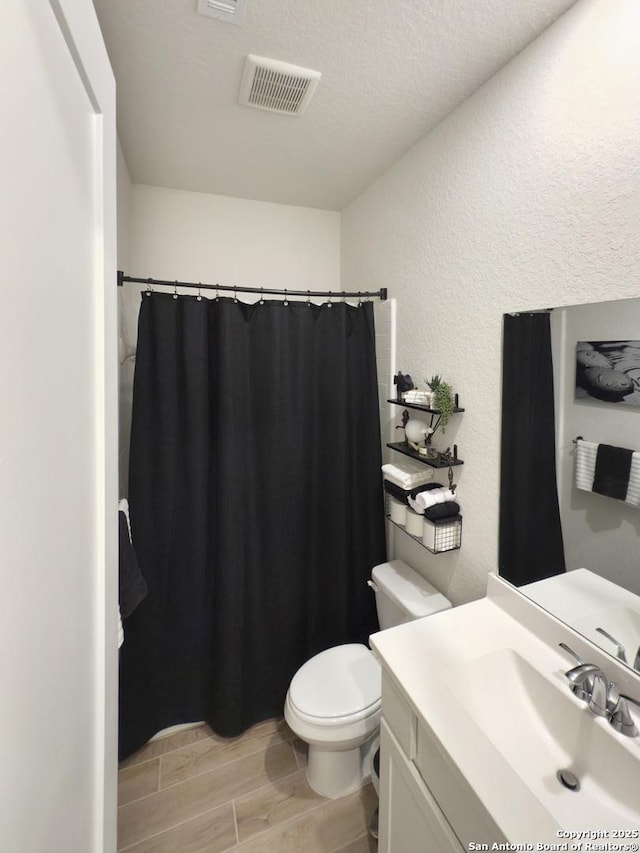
408,488 -> 456,514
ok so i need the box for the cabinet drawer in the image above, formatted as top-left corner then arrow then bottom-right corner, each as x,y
381,672 -> 416,758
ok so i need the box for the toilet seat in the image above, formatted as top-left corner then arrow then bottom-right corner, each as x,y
288,643 -> 381,725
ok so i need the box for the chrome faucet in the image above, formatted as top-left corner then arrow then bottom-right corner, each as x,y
565,663 -> 609,716
559,643 -> 640,736
559,643 -> 608,716
595,627 -> 627,663
595,627 -> 640,673
608,692 -> 640,737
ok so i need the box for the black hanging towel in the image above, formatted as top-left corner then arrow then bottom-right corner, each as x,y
593,444 -> 633,500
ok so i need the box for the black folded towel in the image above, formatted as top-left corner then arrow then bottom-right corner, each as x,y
424,501 -> 460,521
382,480 -> 410,504
593,444 -> 633,501
119,510 -> 147,618
383,480 -> 444,505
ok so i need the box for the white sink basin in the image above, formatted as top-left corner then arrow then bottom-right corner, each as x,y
441,648 -> 640,830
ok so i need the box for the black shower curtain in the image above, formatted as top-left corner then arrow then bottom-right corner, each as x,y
499,311 -> 565,586
119,292 -> 386,759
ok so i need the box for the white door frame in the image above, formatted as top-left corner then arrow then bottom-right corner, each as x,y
45,1 -> 117,848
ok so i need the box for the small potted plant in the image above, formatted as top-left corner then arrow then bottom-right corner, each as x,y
426,375 -> 454,433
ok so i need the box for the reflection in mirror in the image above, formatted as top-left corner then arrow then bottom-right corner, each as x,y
499,297 -> 640,672
499,311 -> 565,587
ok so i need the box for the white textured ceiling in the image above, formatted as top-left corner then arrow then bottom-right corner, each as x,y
93,0 -> 576,210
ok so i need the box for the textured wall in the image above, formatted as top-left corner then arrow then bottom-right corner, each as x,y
121,184 -> 341,347
117,183 -> 341,495
341,0 -> 640,605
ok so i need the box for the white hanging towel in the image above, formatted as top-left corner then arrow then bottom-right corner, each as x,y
575,440 -> 598,492
627,455 -> 640,507
575,439 -> 640,507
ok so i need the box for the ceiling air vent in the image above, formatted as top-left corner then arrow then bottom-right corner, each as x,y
197,0 -> 247,26
239,55 -> 321,116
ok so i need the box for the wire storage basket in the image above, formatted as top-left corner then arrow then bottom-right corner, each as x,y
421,515 -> 462,554
385,494 -> 462,554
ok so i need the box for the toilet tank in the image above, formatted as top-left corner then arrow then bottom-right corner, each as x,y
371,559 -> 451,629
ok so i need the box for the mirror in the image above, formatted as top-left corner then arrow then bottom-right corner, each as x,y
500,295 -> 640,671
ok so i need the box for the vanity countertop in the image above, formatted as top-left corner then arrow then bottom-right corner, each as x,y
370,574 -> 640,846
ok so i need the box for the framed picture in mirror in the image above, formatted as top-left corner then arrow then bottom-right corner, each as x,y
576,340 -> 640,406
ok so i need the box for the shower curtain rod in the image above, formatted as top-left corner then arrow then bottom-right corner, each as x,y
117,271 -> 387,301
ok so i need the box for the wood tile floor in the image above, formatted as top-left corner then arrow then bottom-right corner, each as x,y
118,719 -> 377,853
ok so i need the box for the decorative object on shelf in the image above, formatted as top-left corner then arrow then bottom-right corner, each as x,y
438,447 -> 458,494
425,374 -> 441,408
427,377 -> 454,433
422,434 -> 438,459
394,408 -> 411,440
393,372 -> 414,402
404,417 -> 433,454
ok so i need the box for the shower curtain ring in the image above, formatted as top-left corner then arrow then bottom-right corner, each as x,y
173,280 -> 179,300
327,291 -> 333,308
215,283 -> 220,301
307,289 -> 311,306
233,285 -> 238,303
145,278 -> 153,296
197,282 -> 202,301
283,288 -> 289,306
260,287 -> 265,305
342,290 -> 346,303
357,291 -> 362,307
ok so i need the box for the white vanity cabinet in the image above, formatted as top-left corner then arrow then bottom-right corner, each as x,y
379,719 -> 463,852
372,576 -> 640,848
378,674 -> 464,853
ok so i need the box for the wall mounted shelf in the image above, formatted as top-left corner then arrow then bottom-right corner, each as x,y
387,399 -> 465,414
386,442 -> 464,468
387,395 -> 464,468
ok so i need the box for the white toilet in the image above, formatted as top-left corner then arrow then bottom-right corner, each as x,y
284,559 -> 451,798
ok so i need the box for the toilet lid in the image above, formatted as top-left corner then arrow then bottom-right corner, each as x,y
289,643 -> 381,720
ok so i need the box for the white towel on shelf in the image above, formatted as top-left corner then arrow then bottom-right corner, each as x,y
575,439 -> 640,507
381,461 -> 434,490
408,487 -> 456,514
